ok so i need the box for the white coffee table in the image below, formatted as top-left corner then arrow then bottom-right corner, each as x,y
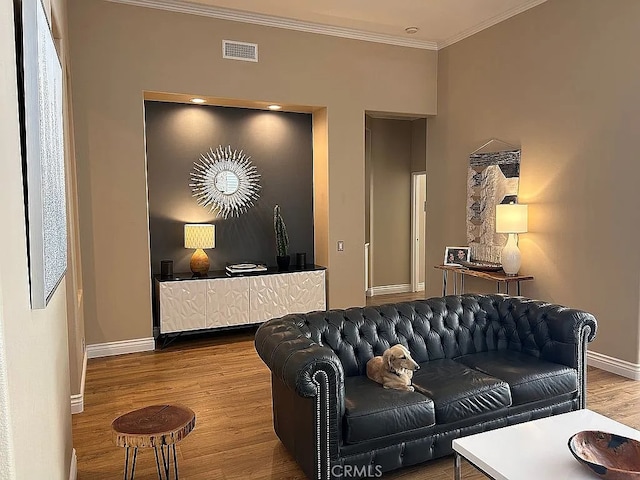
452,409 -> 640,480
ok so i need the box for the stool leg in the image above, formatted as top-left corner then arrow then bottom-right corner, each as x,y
123,447 -> 138,480
123,447 -> 129,480
153,444 -> 179,480
130,448 -> 138,480
155,447 -> 164,480
173,444 -> 179,479
162,445 -> 171,478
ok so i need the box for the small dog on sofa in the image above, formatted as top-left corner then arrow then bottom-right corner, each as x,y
366,344 -> 420,392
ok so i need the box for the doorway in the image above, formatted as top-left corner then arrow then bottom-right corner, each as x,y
365,115 -> 426,297
411,172 -> 426,292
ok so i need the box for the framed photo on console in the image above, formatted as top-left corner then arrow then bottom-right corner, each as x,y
444,246 -> 470,266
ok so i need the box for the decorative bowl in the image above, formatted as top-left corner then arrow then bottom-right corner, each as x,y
568,430 -> 640,480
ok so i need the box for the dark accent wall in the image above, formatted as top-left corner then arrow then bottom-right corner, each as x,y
145,101 -> 314,274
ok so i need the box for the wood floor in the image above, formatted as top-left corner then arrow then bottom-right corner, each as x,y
73,294 -> 640,479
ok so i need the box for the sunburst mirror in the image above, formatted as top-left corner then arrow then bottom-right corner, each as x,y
190,145 -> 261,219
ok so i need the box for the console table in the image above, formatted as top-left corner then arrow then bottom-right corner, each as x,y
152,265 -> 326,343
434,265 -> 533,296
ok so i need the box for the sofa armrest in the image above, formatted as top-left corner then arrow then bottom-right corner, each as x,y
523,301 -> 596,410
519,301 -> 597,368
255,316 -> 345,400
536,304 -> 597,345
255,315 -> 345,478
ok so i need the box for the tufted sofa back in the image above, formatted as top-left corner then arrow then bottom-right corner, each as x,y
290,294 -> 582,377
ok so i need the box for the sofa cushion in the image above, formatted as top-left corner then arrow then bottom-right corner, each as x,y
343,376 -> 435,444
457,350 -> 577,405
411,359 -> 511,424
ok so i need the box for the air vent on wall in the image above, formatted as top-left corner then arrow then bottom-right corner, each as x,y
222,40 -> 258,62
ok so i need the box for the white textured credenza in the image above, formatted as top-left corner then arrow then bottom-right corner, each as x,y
153,267 -> 326,337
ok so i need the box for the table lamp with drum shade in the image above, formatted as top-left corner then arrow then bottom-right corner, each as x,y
495,203 -> 528,276
184,224 -> 215,276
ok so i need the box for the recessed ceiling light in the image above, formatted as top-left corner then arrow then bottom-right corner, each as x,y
268,105 -> 282,111
405,26 -> 419,35
190,98 -> 206,104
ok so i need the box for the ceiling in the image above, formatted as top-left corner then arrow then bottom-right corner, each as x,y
112,0 -> 547,49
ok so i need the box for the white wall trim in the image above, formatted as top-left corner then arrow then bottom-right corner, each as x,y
417,282 -> 425,292
411,172 -> 426,293
366,284 -> 412,297
87,337 -> 155,359
70,350 -> 87,414
439,0 -> 548,48
410,173 -> 418,292
69,449 -> 77,480
70,395 -> 83,415
588,351 -> 640,381
105,0 -> 438,50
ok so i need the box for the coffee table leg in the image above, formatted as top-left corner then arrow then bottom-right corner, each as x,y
454,452 -> 462,480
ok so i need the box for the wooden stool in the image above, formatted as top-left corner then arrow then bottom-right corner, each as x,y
112,404 -> 196,480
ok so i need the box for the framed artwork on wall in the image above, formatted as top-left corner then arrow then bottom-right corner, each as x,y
466,141 -> 521,264
15,0 -> 67,309
444,247 -> 470,266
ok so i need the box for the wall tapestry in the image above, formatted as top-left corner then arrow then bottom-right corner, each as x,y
17,0 -> 67,309
190,145 -> 261,219
466,145 -> 520,264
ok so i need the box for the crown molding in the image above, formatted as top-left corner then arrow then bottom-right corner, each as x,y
105,0 -> 438,50
438,0 -> 547,49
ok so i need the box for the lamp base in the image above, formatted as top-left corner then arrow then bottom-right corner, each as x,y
190,248 -> 210,276
501,233 -> 522,276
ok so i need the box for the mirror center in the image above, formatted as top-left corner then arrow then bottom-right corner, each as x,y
215,171 -> 240,195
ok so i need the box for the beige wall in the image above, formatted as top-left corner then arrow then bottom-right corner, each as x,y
313,108 -> 330,298
0,1 -> 73,478
369,117 -> 413,287
427,0 -> 640,364
53,0 -> 86,397
411,118 -> 427,173
68,0 -> 437,344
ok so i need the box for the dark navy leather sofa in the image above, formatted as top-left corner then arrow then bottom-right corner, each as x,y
255,294 -> 597,479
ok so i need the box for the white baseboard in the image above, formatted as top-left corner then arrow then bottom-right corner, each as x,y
69,448 -> 77,480
417,282 -> 425,291
366,284 -> 412,297
588,350 -> 640,381
70,350 -> 88,414
87,337 -> 155,359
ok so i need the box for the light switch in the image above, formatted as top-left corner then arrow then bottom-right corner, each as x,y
337,241 -> 344,251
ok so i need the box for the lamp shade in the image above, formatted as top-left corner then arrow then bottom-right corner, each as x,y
184,224 -> 215,249
496,204 -> 528,234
